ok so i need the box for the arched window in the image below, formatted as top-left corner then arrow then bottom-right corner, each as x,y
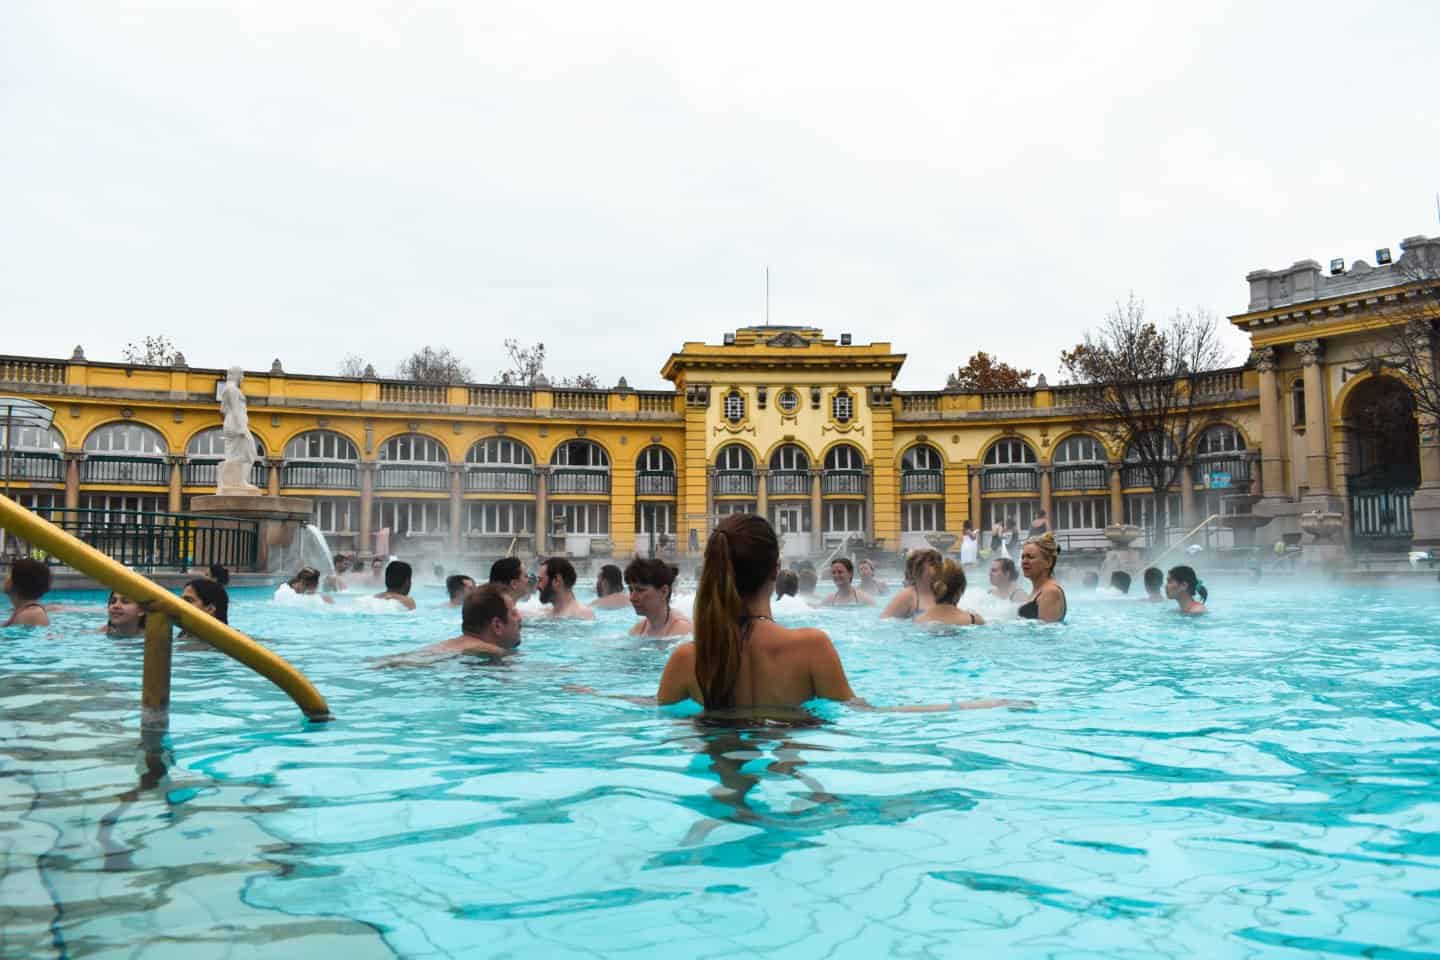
84,422 -> 166,455
0,424 -> 64,483
378,434 -> 449,491
900,443 -> 943,496
981,438 -> 1038,493
465,437 -> 536,493
1193,424 -> 1248,486
823,444 -> 865,495
714,444 -> 756,497
184,427 -> 267,487
1052,434 -> 1107,491
723,390 -> 745,423
1123,433 -> 1178,489
1124,433 -> 1177,462
636,445 -> 676,497
983,438 -> 1037,465
1,424 -> 63,451
280,430 -> 359,490
284,430 -> 358,461
768,443 -> 810,496
832,391 -> 854,423
549,440 -> 610,494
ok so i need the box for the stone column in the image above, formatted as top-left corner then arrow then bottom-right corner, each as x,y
1253,347 -> 1287,500
167,457 -> 183,513
1108,461 -> 1124,525
756,468 -> 769,522
534,466 -> 549,556
64,452 -> 81,511
358,461 -> 375,559
1296,339 -> 1332,496
268,460 -> 281,496
704,464 -> 715,549
810,467 -> 824,552
1412,412 -> 1440,548
968,465 -> 982,531
447,464 -> 463,553
1179,460 -> 1197,527
864,465 -> 875,544
1038,465 -> 1052,523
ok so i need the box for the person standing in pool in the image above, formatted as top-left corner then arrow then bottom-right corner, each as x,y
987,557 -> 1027,604
1017,534 -> 1066,622
823,558 -> 875,606
625,556 -> 692,637
655,514 -> 1026,712
103,592 -> 145,636
373,584 -> 522,666
915,560 -> 985,626
445,574 -> 475,607
537,557 -> 594,620
488,557 -> 530,601
1141,566 -> 1165,602
1028,510 -> 1051,538
880,549 -> 942,619
288,566 -> 335,604
374,561 -> 417,610
593,564 -> 631,610
857,558 -> 889,596
1165,565 -> 1208,615
3,558 -> 51,627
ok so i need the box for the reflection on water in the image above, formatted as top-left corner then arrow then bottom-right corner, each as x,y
2,579 -> 1439,958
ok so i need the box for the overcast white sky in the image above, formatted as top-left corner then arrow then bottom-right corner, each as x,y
3,2 -> 1438,388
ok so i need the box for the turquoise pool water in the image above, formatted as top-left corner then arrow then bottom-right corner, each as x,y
3,578 -> 1439,959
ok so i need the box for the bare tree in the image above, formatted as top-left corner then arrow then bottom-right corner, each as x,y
1354,240 -> 1440,425
123,335 -> 183,366
397,346 -> 471,384
1059,294 -> 1231,544
495,339 -> 601,388
338,354 -> 368,378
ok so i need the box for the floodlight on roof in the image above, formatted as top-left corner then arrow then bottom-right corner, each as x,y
840,333 -> 852,345
1329,258 -> 1345,275
723,332 -> 735,346
1376,247 -> 1393,265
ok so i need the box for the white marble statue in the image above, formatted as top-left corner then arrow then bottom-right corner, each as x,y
218,366 -> 261,495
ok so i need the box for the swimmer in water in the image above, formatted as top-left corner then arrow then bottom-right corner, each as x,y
1017,534 -> 1066,622
288,566 -> 335,604
1165,565 -> 1208,615
625,556 -> 692,637
445,573 -> 475,607
880,548 -> 942,619
915,560 -> 985,626
103,592 -> 145,636
488,556 -> 529,602
373,584 -> 522,667
823,558 -> 875,606
373,561 -> 417,610
1108,570 -> 1132,595
3,558 -> 51,627
857,558 -> 888,596
987,556 -> 1027,604
332,553 -> 351,589
592,564 -> 631,610
177,579 -> 229,643
537,557 -> 594,620
775,570 -> 799,600
1142,566 -> 1165,602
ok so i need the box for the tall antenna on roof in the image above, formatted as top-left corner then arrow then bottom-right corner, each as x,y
765,266 -> 770,326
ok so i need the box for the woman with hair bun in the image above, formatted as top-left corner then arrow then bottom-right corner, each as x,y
1165,565 -> 1209,615
880,548 -> 943,620
916,560 -> 985,626
1017,533 -> 1066,622
656,515 -> 1027,712
624,556 -> 692,637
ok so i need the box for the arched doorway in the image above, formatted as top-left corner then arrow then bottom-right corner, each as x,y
1344,375 -> 1419,547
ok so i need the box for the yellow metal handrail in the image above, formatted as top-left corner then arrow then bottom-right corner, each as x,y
0,493 -> 331,722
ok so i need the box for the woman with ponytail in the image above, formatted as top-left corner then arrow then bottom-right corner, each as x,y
1165,565 -> 1208,615
915,560 -> 985,626
656,514 -> 1028,713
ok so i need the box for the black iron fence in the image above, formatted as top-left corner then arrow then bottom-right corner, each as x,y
713,470 -> 756,497
900,470 -> 943,495
635,471 -> 677,496
9,507 -> 259,572
80,455 -> 168,486
1052,464 -> 1107,491
182,459 -> 267,488
821,470 -> 866,496
981,467 -> 1039,493
465,467 -> 537,493
1,451 -> 64,483
768,470 -> 811,496
282,461 -> 359,490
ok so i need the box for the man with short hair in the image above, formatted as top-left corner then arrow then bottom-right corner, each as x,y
445,574 -> 475,606
1142,566 -> 1165,602
372,584 -> 522,666
374,560 -> 417,610
537,556 -> 594,620
488,556 -> 531,601
4,558 -> 52,627
823,557 -> 875,606
593,563 -> 630,609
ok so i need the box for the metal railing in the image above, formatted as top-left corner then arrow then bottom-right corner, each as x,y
464,467 -> 537,493
281,461 -> 359,490
0,451 -> 64,483
1122,464 -> 1179,489
821,470 -> 866,495
1052,464 -> 1107,491
376,464 -> 449,491
713,470 -> 756,497
80,455 -> 169,486
900,470 -> 943,495
981,466 -> 1039,493
550,468 -> 610,494
767,470 -> 811,496
182,459 -> 267,488
1351,488 -> 1413,541
1192,455 -> 1251,485
19,506 -> 259,572
636,471 -> 676,496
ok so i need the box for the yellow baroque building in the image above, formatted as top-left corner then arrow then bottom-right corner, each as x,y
2,233 -> 1436,563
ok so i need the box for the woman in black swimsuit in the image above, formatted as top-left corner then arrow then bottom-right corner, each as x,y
1018,533 -> 1066,622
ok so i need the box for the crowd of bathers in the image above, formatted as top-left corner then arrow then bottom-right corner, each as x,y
4,517 -> 1210,711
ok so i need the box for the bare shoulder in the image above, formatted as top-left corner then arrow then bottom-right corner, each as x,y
667,615 -> 693,636
667,639 -> 697,663
578,604 -> 596,621
628,619 -> 645,636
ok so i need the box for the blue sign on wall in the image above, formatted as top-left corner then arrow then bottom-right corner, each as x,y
1206,471 -> 1232,489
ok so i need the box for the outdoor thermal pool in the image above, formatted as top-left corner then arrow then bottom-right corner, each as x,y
2,577 -> 1439,959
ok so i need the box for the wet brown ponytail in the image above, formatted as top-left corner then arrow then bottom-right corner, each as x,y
693,514 -> 779,708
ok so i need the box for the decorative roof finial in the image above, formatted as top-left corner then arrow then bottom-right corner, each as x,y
270,358 -> 284,374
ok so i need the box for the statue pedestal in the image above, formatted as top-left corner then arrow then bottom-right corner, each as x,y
1411,484 -> 1440,550
190,494 -> 314,573
1299,510 -> 1346,571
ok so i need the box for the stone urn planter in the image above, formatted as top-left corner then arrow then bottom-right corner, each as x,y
925,532 -> 958,555
1103,524 -> 1142,548
1299,511 -> 1345,542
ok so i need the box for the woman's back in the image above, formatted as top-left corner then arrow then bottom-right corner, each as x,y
660,618 -> 853,708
